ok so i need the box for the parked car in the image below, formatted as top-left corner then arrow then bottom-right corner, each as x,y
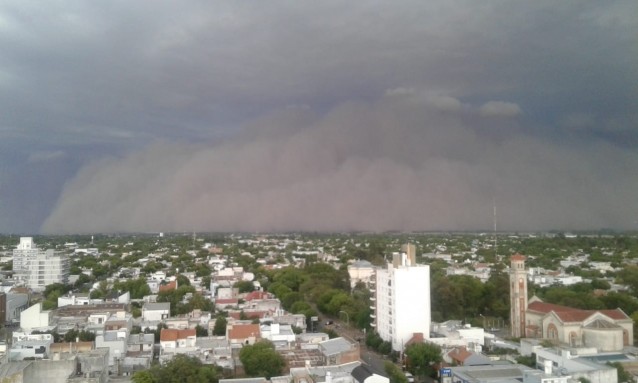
404,372 -> 414,383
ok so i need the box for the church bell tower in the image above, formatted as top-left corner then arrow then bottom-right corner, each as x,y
509,253 -> 527,338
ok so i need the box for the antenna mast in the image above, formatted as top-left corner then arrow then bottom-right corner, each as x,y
493,197 -> 497,258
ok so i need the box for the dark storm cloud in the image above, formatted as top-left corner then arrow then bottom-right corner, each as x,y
42,94 -> 638,233
0,1 -> 636,232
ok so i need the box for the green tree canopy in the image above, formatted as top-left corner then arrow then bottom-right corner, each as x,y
212,316 -> 227,336
239,340 -> 285,379
404,342 -> 443,378
132,354 -> 219,383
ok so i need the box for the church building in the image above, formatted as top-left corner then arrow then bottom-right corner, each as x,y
509,253 -> 633,352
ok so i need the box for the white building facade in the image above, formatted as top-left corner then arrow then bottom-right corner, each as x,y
12,237 -> 70,291
372,247 -> 431,351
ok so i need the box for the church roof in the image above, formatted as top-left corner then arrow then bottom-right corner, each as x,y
584,319 -> 621,329
528,301 -> 630,323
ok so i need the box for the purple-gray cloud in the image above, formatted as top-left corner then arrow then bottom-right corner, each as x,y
42,93 -> 638,233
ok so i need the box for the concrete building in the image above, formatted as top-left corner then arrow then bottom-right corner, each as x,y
0,292 -> 6,325
510,254 -> 528,338
142,302 -> 170,321
159,328 -> 197,355
448,363 -> 570,383
6,293 -> 29,323
347,260 -> 375,289
318,337 -> 360,366
12,237 -> 69,291
12,237 -> 39,278
534,348 -> 617,383
371,245 -> 431,351
95,329 -> 129,368
19,303 -> 51,331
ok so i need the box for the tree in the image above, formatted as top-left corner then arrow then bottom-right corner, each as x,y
609,362 -> 632,383
385,361 -> 408,383
212,316 -> 227,336
132,354 -> 219,383
234,280 -> 254,293
239,340 -> 285,378
404,342 -> 442,378
176,274 -> 191,287
195,324 -> 208,337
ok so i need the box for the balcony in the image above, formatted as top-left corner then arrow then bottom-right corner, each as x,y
370,296 -> 376,301
370,313 -> 376,319
370,305 -> 376,310
370,322 -> 376,327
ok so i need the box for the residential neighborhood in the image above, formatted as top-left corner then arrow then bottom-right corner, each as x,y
0,233 -> 636,382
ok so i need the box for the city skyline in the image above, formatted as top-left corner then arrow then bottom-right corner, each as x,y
0,1 -> 636,233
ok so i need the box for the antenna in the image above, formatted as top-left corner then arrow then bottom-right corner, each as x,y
493,197 -> 497,259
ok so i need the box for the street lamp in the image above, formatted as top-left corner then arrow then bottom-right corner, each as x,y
339,310 -> 350,326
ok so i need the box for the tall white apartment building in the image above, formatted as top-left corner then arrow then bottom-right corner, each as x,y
12,237 -> 39,278
12,237 -> 70,291
371,244 -> 431,351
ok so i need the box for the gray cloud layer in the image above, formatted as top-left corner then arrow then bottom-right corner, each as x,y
0,1 -> 636,232
42,94 -> 638,233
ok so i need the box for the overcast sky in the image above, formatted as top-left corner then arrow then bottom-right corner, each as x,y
1,1 -> 636,234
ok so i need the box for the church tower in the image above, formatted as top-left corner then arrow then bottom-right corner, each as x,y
509,253 -> 527,338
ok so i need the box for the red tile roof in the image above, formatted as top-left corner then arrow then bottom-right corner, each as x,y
528,301 -> 629,322
229,310 -> 268,320
215,298 -> 239,304
511,253 -> 526,261
228,324 -> 260,340
160,328 -> 196,342
448,347 -> 472,363
159,280 -> 177,292
244,291 -> 269,301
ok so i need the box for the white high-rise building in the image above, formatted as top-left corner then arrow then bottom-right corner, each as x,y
12,237 -> 39,278
12,237 -> 70,291
371,245 -> 431,351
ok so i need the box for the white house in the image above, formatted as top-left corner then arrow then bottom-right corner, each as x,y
159,328 -> 197,355
142,302 -> 170,321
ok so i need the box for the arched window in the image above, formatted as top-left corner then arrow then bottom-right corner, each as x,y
623,330 -> 630,346
547,323 -> 558,340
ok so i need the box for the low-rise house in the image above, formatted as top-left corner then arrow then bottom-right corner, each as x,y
9,338 -> 53,361
196,336 -> 233,369
260,323 -> 296,345
319,337 -> 360,366
124,333 -> 155,375
228,323 -> 261,346
95,329 -> 129,368
142,302 -> 170,321
159,328 -> 197,355
57,292 -> 91,307
105,311 -> 133,331
445,346 -> 491,366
